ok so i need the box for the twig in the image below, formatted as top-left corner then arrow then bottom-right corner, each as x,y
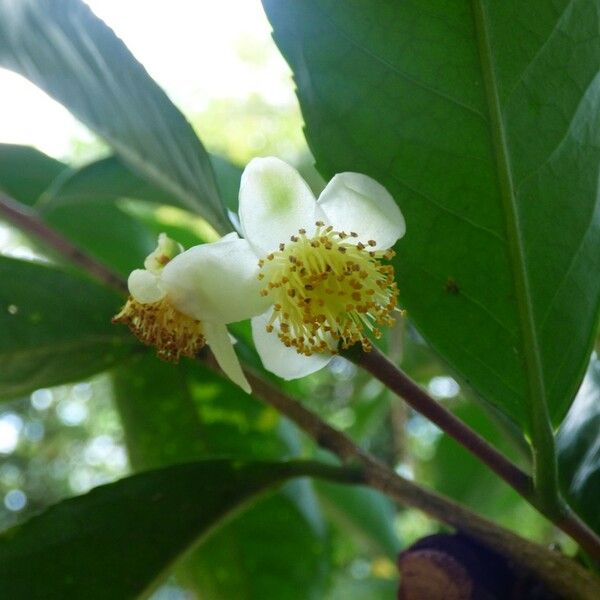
347,345 -> 533,498
4,189 -> 600,587
348,345 -> 600,562
242,366 -> 600,600
0,192 -> 127,294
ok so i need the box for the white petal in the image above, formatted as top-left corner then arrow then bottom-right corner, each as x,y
251,311 -> 331,380
219,231 -> 240,242
128,269 -> 165,304
317,173 -> 405,250
143,233 -> 184,274
204,321 -> 251,393
238,157 -> 324,255
161,237 -> 270,323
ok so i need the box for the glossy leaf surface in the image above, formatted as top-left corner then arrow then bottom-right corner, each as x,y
263,0 -> 600,429
0,459 -> 332,599
0,0 -> 230,232
0,144 -> 65,206
0,257 -> 133,399
113,355 -> 331,599
558,356 -> 600,534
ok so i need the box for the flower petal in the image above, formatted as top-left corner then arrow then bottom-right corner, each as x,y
161,237 -> 270,323
143,233 -> 184,274
251,311 -> 331,380
204,321 -> 251,393
128,269 -> 165,304
317,173 -> 405,249
238,157 -> 324,255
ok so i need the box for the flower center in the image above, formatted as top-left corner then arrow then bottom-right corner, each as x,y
112,297 -> 205,362
258,221 -> 398,355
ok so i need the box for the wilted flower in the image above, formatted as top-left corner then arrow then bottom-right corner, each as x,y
113,233 -> 266,393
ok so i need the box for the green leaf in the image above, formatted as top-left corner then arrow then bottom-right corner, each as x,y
558,356 -> 600,534
0,145 -> 156,276
316,481 -> 401,558
43,202 -> 156,277
113,355 -> 294,469
39,155 -> 174,210
0,0 -> 230,233
112,355 -> 331,599
192,491 -> 330,600
0,459 -> 336,599
37,152 -> 244,258
210,153 -> 243,212
0,144 -> 66,206
328,577 -> 397,600
39,153 -> 243,215
263,1 -> 600,429
0,256 -> 133,399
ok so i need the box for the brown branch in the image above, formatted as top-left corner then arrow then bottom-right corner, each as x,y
242,367 -> 600,599
0,192 -> 127,294
4,189 -> 599,590
346,345 -> 600,563
347,345 -> 533,497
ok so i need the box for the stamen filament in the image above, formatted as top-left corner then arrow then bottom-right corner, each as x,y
258,222 -> 398,355
113,297 -> 205,362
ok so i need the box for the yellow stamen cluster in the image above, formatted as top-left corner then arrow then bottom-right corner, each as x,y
258,221 -> 398,355
112,297 -> 205,362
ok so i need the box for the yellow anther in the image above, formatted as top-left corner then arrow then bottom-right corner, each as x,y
257,228 -> 398,355
112,297 -> 205,362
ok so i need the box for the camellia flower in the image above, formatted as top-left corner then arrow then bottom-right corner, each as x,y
234,157 -> 406,380
112,232 -> 266,393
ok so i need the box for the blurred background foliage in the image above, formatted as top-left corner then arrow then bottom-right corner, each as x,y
0,1 -> 597,598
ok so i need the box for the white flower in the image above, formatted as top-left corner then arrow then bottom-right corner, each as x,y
113,233 -> 267,393
233,157 -> 406,380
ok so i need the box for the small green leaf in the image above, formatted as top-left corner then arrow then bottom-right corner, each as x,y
263,1 -> 600,431
0,459 -> 334,599
0,0 -> 230,232
558,356 -> 600,534
0,256 -> 133,399
0,144 -> 66,206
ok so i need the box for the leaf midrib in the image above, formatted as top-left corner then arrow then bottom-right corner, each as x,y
470,0 -> 555,482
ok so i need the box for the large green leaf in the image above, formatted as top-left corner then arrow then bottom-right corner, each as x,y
35,152 -> 242,264
263,1 -> 600,429
0,0 -> 230,233
558,356 -> 600,534
0,144 -> 157,276
0,144 -> 66,206
39,153 -> 242,215
113,355 -> 331,599
36,152 -> 243,259
39,155 -> 174,209
0,256 -> 134,399
43,201 -> 156,277
0,459 -> 337,599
